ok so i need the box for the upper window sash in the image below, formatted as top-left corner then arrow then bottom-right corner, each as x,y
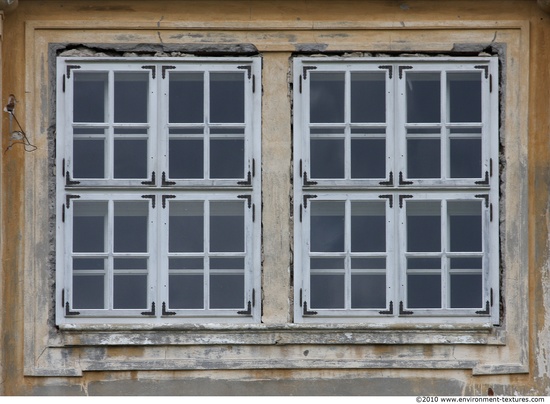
57,58 -> 261,188
294,57 -> 498,189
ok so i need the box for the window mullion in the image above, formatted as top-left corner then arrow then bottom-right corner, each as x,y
344,69 -> 351,180
107,199 -> 115,310
441,70 -> 449,181
106,70 -> 115,181
345,198 -> 351,310
204,71 -> 211,180
441,198 -> 449,310
204,199 -> 211,310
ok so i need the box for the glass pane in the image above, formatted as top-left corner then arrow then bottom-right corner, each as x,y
351,72 -> 386,123
210,138 -> 244,179
351,274 -> 386,309
114,201 -> 148,253
310,72 -> 345,123
114,258 -> 147,270
310,257 -> 345,270
407,202 -> 441,252
73,258 -> 105,271
73,138 -> 105,178
113,274 -> 147,309
406,72 -> 441,123
310,201 -> 345,252
310,274 -> 344,309
351,138 -> 386,179
169,258 -> 204,270
450,274 -> 482,308
114,73 -> 148,123
310,138 -> 344,179
407,138 -> 441,178
351,258 -> 386,270
73,275 -> 104,309
450,258 -> 482,269
407,274 -> 441,308
211,258 -> 245,270
351,201 -> 386,252
114,139 -> 148,179
408,258 -> 441,270
210,72 -> 244,123
448,72 -> 482,123
73,72 -> 107,123
169,139 -> 204,179
169,274 -> 204,309
73,201 -> 107,253
450,138 -> 481,178
169,73 -> 204,123
210,201 -> 244,252
169,202 -> 204,253
210,274 -> 244,309
448,201 -> 482,252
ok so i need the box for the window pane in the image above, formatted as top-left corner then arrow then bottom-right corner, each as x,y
351,258 -> 386,270
351,201 -> 386,252
169,202 -> 204,253
351,274 -> 386,309
73,275 -> 104,309
169,257 -> 204,270
73,138 -> 105,178
406,72 -> 441,123
114,201 -> 148,253
408,257 -> 441,270
310,274 -> 345,309
169,275 -> 204,309
450,138 -> 481,178
450,257 -> 482,269
351,138 -> 386,179
211,258 -> 245,270
73,258 -> 105,271
210,73 -> 244,123
114,73 -> 148,123
310,201 -> 345,252
351,72 -> 386,123
310,72 -> 345,123
450,274 -> 482,308
407,202 -> 441,252
73,72 -> 107,123
113,275 -> 148,309
407,138 -> 441,178
210,274 -> 244,309
448,201 -> 482,252
169,73 -> 204,123
114,258 -> 147,270
114,139 -> 148,179
448,72 -> 482,123
210,138 -> 244,179
407,274 -> 441,308
169,139 -> 204,179
210,201 -> 244,252
310,138 -> 344,178
73,201 -> 107,253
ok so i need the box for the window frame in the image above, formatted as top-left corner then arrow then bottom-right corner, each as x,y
56,57 -> 262,325
293,56 -> 499,324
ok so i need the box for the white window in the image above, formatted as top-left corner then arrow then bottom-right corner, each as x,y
293,57 -> 499,324
56,57 -> 262,324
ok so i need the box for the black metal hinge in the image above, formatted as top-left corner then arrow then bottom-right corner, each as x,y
65,302 -> 80,316
303,301 -> 318,316
62,204 -> 66,223
141,65 -> 156,79
141,171 -> 156,186
65,194 -> 81,209
475,65 -> 489,79
162,65 -> 176,79
62,74 -> 66,92
162,195 -> 176,209
303,172 -> 317,186
237,194 -> 252,208
162,171 -> 176,186
399,301 -> 414,315
162,302 -> 176,316
379,301 -> 393,315
378,194 -> 393,208
141,195 -> 156,208
399,171 -> 413,185
475,194 -> 489,208
141,302 -> 156,316
66,65 -> 81,79
237,301 -> 252,315
66,172 -> 80,186
379,171 -> 394,186
399,194 -> 413,208
238,171 -> 252,186
378,65 -> 393,79
476,301 -> 491,315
